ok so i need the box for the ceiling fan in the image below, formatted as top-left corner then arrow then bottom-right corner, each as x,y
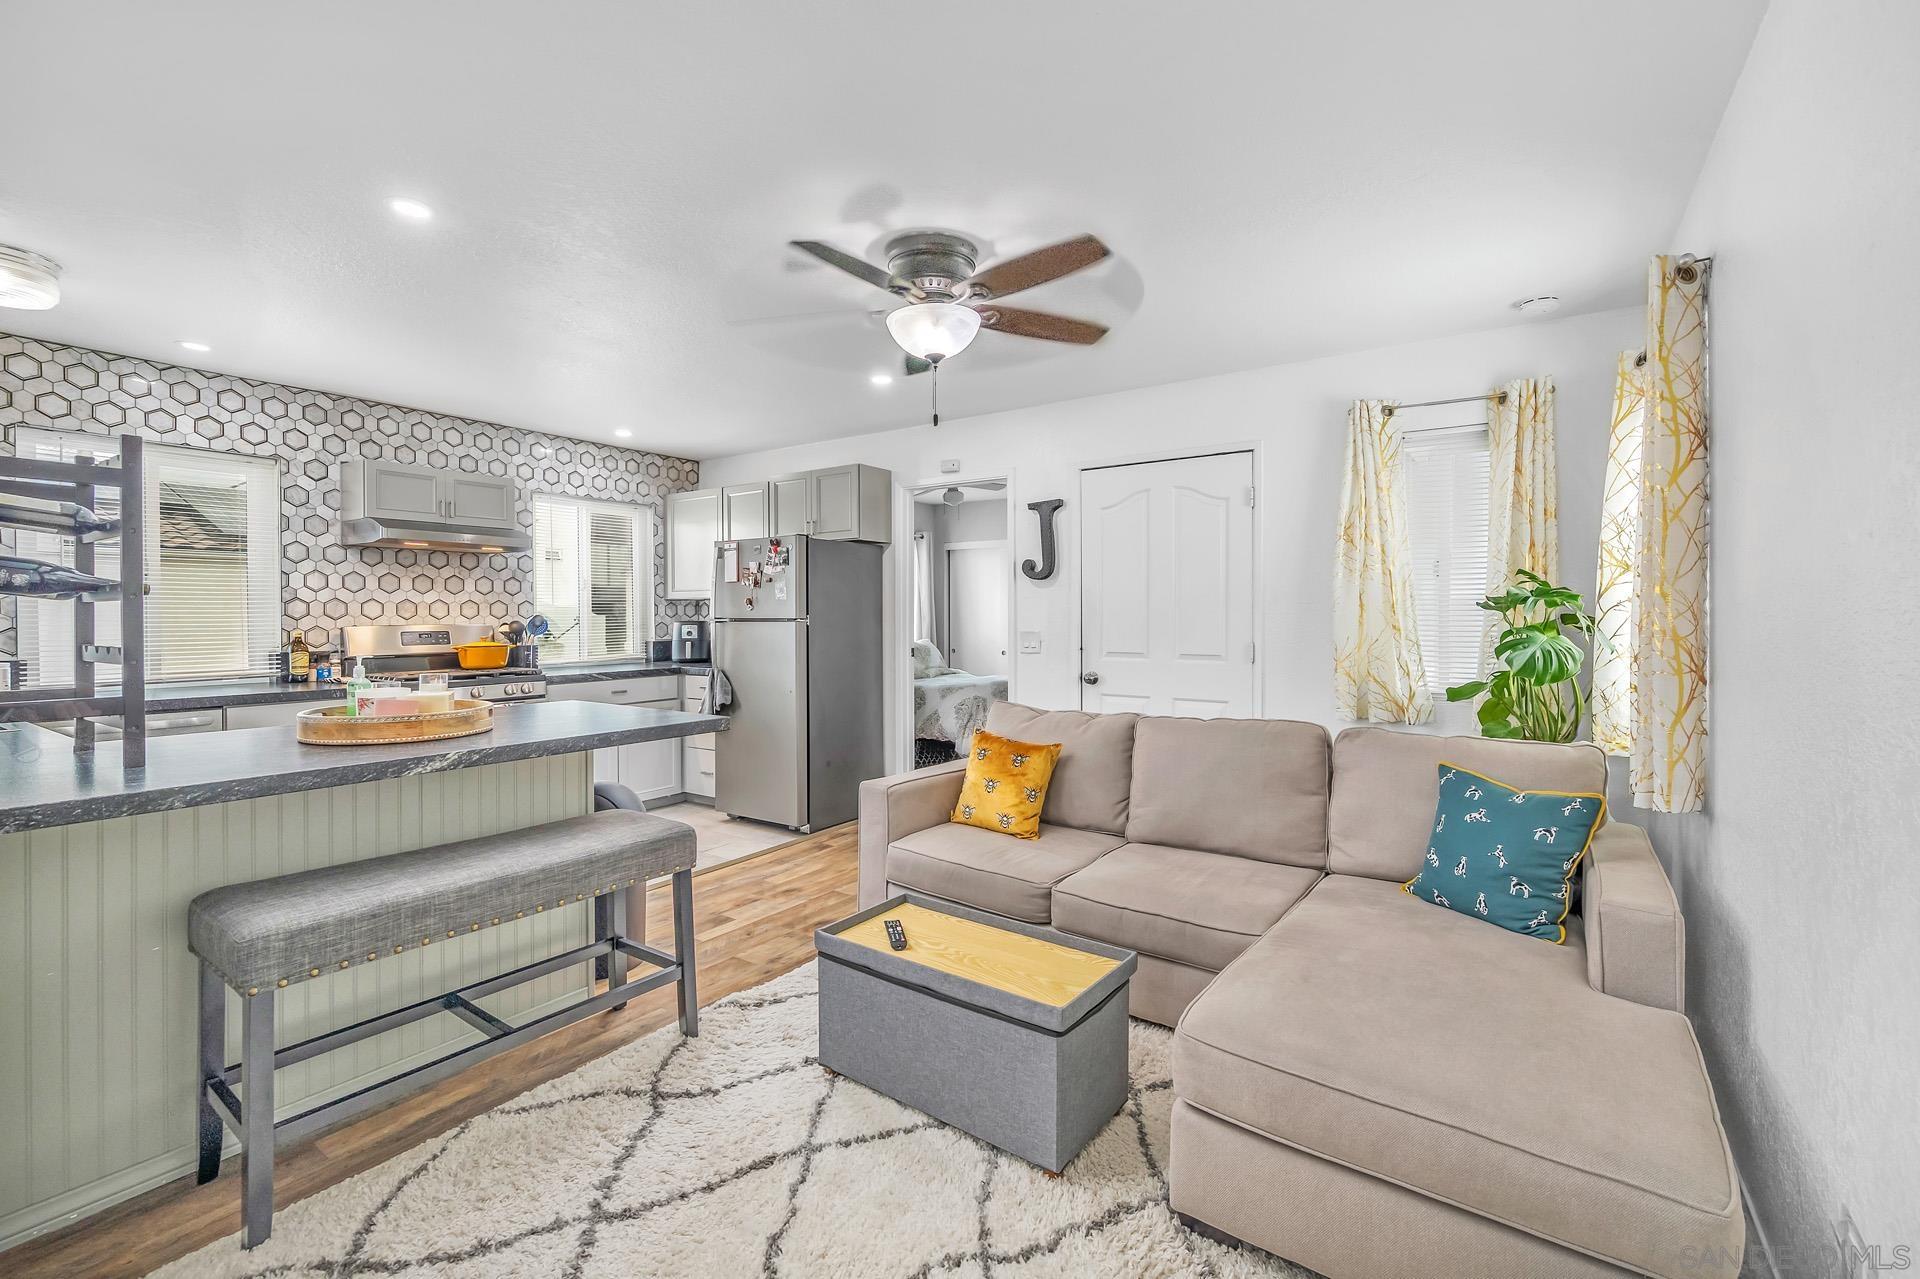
788,231 -> 1112,374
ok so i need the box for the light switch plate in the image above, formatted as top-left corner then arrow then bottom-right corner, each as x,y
939,458 -> 962,473
1019,631 -> 1043,654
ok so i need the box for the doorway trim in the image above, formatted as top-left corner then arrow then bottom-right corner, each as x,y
1075,444 -> 1264,719
891,473 -> 1018,773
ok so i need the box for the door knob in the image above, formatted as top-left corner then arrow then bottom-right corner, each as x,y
1081,672 -> 1100,685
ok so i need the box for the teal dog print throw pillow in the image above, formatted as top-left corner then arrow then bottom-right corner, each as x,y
1403,763 -> 1607,943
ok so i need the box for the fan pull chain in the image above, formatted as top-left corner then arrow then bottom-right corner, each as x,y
931,361 -> 940,427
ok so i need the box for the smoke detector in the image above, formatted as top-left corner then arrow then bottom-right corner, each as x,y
1513,295 -> 1561,317
0,245 -> 62,310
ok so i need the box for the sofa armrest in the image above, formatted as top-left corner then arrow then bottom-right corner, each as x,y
857,760 -> 968,908
1582,821 -> 1686,1012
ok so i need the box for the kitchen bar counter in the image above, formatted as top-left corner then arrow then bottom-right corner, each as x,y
142,658 -> 711,712
0,695 -> 722,1245
0,699 -> 724,834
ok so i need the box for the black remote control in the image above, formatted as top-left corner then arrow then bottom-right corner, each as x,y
883,918 -> 908,951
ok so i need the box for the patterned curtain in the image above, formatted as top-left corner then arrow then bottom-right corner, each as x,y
1590,353 -> 1644,755
1592,256 -> 1711,812
1485,377 -> 1561,663
1334,399 -> 1432,723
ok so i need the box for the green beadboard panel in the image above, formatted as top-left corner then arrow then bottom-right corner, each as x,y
0,753 -> 594,1250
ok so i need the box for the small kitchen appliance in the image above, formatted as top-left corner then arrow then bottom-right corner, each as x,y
340,624 -> 547,702
671,620 -> 710,663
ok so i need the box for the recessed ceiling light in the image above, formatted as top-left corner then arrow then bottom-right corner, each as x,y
387,197 -> 434,222
1513,295 -> 1561,316
176,340 -> 212,353
613,428 -> 633,439
869,373 -> 894,387
0,244 -> 62,310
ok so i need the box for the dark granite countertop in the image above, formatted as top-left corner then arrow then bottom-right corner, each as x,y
0,700 -> 726,834
143,660 -> 712,712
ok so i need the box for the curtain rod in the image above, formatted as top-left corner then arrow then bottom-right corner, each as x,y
1381,391 -> 1506,417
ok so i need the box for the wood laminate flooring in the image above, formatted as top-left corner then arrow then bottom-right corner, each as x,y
4,823 -> 858,1279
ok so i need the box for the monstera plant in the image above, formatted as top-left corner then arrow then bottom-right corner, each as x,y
1445,569 -> 1604,743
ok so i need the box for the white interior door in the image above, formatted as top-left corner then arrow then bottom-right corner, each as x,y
946,543 -> 1009,677
1080,452 -> 1255,717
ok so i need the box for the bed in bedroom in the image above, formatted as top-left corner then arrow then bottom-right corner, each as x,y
911,642 -> 1007,764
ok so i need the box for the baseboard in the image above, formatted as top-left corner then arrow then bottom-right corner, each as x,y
1738,1165 -> 1782,1279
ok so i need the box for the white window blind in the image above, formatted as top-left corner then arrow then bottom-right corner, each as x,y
14,429 -> 282,685
1402,426 -> 1491,694
532,493 -> 650,663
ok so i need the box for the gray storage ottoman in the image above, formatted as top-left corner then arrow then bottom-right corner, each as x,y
815,893 -> 1137,1173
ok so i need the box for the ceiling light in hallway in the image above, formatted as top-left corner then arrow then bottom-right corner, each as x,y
1514,295 -> 1561,316
387,197 -> 434,222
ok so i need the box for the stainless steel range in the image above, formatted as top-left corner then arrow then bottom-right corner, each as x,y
339,624 -> 548,702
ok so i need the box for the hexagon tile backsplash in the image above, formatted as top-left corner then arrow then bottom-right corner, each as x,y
0,331 -> 706,663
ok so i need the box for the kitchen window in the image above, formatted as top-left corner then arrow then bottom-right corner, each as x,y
1402,425 -> 1491,694
531,493 -> 652,663
12,428 -> 282,685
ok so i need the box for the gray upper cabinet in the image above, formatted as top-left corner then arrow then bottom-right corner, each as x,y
667,466 -> 890,598
441,473 -> 518,530
360,459 -> 443,524
769,474 -> 811,537
803,464 -> 891,542
721,482 -> 770,541
666,488 -> 722,598
353,460 -> 517,528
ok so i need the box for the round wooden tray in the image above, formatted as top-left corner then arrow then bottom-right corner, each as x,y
295,698 -> 495,745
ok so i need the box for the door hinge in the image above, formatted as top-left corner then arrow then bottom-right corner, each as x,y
1247,642 -> 1256,663
1245,486 -> 1256,508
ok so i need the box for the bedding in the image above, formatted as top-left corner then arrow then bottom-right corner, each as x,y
913,670 -> 1008,746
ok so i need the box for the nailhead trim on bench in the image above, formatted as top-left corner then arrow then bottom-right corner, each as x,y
237,876 -> 647,995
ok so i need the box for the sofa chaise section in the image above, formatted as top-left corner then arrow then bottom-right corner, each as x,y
1172,877 -> 1741,1278
1171,727 -> 1740,1278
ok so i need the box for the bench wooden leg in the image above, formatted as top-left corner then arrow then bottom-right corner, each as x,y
671,868 -> 698,1037
241,989 -> 275,1250
196,961 -> 225,1185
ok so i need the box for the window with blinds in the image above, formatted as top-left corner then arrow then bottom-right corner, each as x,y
532,494 -> 650,663
1402,426 -> 1491,694
13,429 -> 282,685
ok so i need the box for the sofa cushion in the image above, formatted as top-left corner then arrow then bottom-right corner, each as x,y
885,821 -> 1123,923
1054,843 -> 1320,971
1329,727 -> 1608,881
1124,716 -> 1330,867
1174,875 -> 1741,1277
984,703 -> 1138,835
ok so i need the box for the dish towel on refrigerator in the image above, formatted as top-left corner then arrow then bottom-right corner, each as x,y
704,667 -> 734,715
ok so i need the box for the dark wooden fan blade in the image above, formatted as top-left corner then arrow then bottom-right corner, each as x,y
976,305 -> 1108,345
903,355 -> 932,376
789,240 -> 906,294
964,234 -> 1109,299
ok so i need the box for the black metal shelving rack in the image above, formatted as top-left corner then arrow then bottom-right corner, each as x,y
0,436 -> 148,765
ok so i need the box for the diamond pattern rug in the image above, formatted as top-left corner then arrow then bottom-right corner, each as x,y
152,963 -> 1314,1278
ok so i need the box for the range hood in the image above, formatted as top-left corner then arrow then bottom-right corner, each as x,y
340,460 -> 533,553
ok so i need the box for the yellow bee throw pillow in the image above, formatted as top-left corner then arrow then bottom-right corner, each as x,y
950,729 -> 1063,839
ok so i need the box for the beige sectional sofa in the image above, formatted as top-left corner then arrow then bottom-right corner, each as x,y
857,703 -> 1743,1279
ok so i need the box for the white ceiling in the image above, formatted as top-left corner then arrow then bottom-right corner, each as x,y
0,1 -> 1764,461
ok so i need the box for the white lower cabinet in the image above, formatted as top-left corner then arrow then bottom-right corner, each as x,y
548,677 -> 686,802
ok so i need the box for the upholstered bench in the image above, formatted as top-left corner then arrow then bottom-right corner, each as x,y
188,808 -> 698,1249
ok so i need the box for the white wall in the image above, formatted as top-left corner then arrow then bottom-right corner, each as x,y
1650,2 -> 1920,1270
709,306 -> 1641,764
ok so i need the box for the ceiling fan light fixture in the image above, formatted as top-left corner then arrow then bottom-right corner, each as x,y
942,486 -> 965,506
0,244 -> 62,310
885,302 -> 981,363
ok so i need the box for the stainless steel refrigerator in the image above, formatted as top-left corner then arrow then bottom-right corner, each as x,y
712,535 -> 884,831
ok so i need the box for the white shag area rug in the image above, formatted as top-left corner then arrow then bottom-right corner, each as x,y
153,962 -> 1315,1278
